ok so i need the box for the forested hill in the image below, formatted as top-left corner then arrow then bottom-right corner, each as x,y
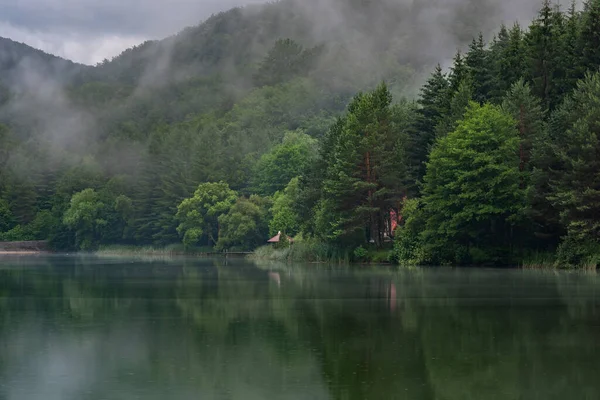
2,0 -> 600,268
89,0 -> 541,86
0,37 -> 90,85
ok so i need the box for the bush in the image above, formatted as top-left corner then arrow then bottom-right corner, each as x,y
0,225 -> 35,241
391,198 -> 426,265
556,235 -> 600,269
353,246 -> 368,262
251,236 -> 350,263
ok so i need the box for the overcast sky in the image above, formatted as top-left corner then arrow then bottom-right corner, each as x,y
0,0 -> 266,65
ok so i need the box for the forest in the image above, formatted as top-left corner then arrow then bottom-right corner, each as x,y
1,0 -> 600,267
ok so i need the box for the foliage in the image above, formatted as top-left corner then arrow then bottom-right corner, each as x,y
252,131 -> 318,196
1,0 -> 600,267
545,72 -> 600,247
0,198 -> 15,233
319,83 -> 412,247
353,246 -> 368,262
217,195 -> 272,251
175,182 -> 238,248
420,103 -> 525,264
391,198 -> 426,265
269,177 -> 302,237
62,189 -> 107,251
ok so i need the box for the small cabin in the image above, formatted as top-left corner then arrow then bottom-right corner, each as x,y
267,231 -> 294,244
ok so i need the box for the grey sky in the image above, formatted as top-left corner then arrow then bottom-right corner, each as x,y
0,0 -> 266,65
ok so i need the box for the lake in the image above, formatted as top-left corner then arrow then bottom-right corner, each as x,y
0,255 -> 599,400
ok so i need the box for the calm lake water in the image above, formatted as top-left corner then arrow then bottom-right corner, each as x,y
0,255 -> 599,400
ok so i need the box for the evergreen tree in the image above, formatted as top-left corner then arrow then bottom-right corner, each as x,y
321,83 -> 410,246
492,24 -> 527,101
526,0 -> 565,110
546,72 -> 600,250
561,1 -> 583,94
410,65 -> 450,184
501,79 -> 545,176
435,80 -> 473,138
448,51 -> 469,94
465,33 -> 494,104
579,0 -> 600,74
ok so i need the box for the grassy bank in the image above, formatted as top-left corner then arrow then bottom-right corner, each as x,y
519,249 -> 600,271
250,239 -> 393,265
95,244 -> 215,257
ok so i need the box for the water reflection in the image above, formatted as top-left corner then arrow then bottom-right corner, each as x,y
0,255 -> 599,399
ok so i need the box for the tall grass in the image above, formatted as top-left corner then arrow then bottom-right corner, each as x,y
250,239 -> 351,264
96,244 -> 208,257
250,239 -> 393,264
520,251 -> 557,270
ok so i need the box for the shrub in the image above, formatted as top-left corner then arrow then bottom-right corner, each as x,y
556,235 -> 600,269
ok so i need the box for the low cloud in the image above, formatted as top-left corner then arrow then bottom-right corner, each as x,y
0,0 -> 266,64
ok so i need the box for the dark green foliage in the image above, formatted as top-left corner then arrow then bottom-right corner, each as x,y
579,0 -> 600,74
318,83 -> 411,247
391,198 -> 425,265
217,195 -> 272,251
526,0 -> 566,110
546,73 -> 600,245
501,79 -> 545,175
0,198 -> 15,232
465,33 -> 494,104
448,51 -> 469,94
421,103 -> 525,264
1,0 -> 600,267
411,65 -> 450,184
435,80 -> 474,138
490,24 -> 527,102
254,39 -> 322,87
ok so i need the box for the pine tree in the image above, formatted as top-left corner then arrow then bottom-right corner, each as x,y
579,0 -> 600,74
488,25 -> 511,101
493,24 -> 527,101
465,33 -> 494,104
448,50 -> 469,94
526,0 -> 565,110
321,83 -> 410,246
436,80 -> 473,138
560,1 -> 583,95
546,72 -> 600,245
501,79 -> 545,176
410,65 -> 450,185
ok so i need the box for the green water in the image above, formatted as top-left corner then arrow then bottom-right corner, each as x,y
0,255 -> 598,400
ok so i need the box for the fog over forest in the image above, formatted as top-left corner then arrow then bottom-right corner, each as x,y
1,0 -> 599,268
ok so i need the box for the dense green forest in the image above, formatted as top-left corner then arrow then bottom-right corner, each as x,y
1,0 -> 600,267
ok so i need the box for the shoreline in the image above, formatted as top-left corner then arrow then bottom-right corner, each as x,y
0,251 -> 46,255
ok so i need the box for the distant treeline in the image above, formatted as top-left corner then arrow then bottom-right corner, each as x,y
1,0 -> 600,267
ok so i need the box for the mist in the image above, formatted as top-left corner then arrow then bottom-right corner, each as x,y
0,0 -> 570,180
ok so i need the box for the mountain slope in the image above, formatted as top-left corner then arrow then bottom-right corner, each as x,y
0,37 -> 90,85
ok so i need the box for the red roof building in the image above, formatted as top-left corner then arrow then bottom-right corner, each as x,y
267,231 -> 294,243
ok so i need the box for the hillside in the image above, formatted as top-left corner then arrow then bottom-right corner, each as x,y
4,0 -> 600,267
0,37 -> 90,85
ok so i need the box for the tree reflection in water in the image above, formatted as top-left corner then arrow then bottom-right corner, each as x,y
0,255 -> 598,400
